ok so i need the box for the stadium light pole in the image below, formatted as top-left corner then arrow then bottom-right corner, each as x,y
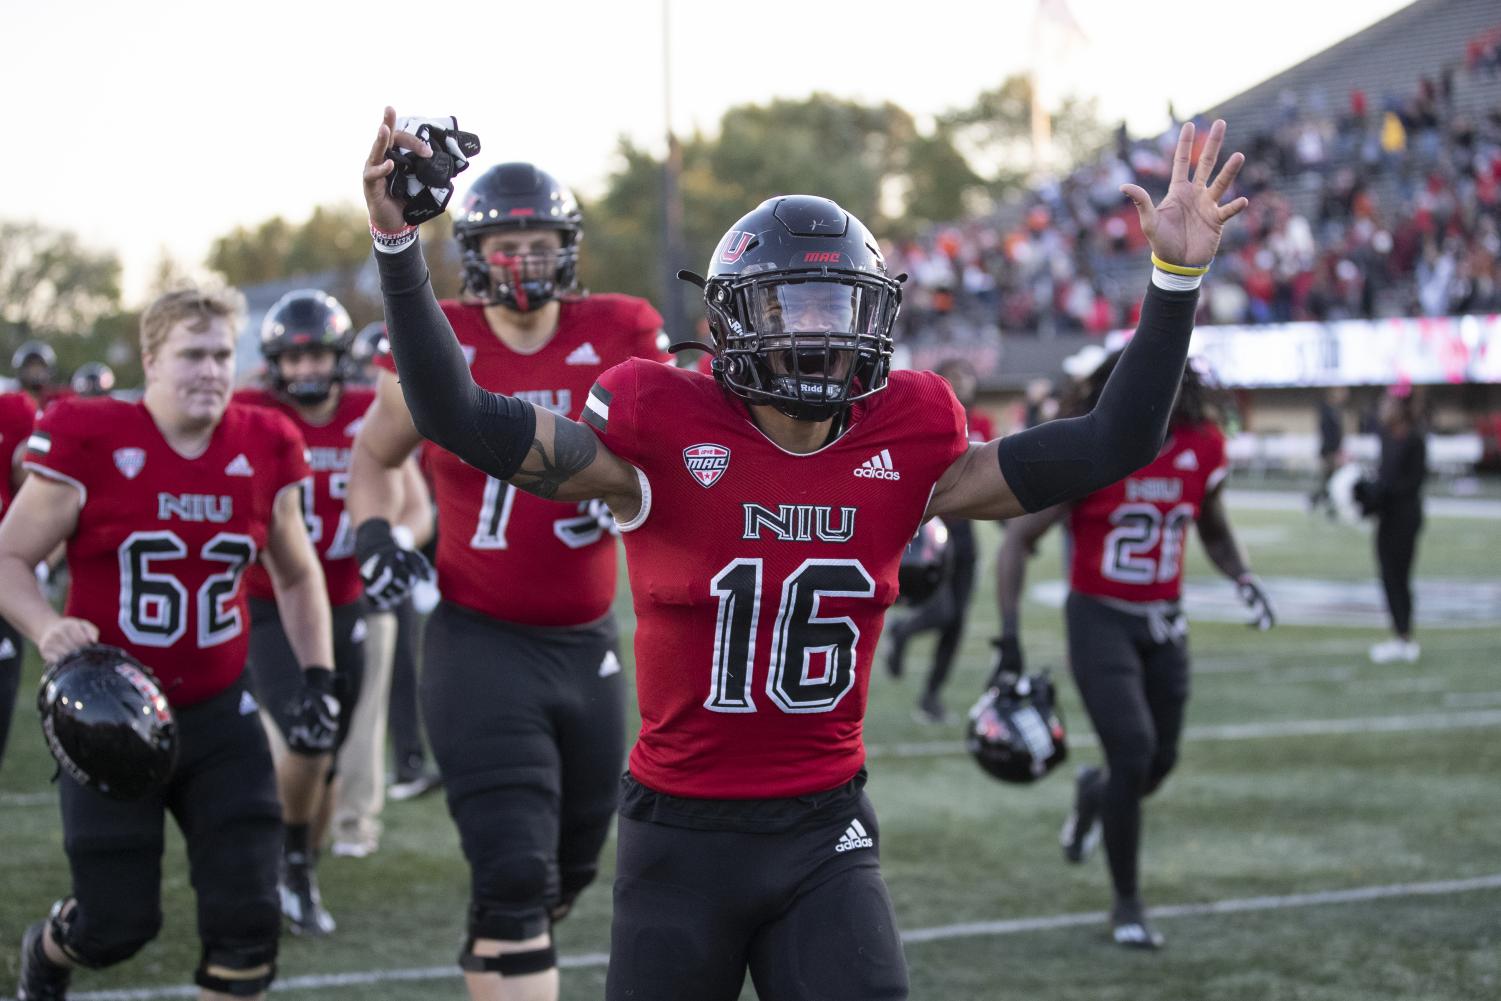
660,0 -> 689,348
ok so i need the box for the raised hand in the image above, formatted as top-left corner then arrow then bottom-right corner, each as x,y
1122,119 -> 1248,268
362,107 -> 433,233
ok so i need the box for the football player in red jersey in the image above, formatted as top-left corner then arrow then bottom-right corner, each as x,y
0,286 -> 337,1001
364,108 -> 1248,999
0,388 -> 36,766
884,357 -> 996,723
993,354 -> 1275,950
234,289 -> 431,935
11,340 -> 72,413
347,160 -> 666,999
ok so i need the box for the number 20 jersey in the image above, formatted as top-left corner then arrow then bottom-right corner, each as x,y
1067,420 -> 1228,604
378,295 -> 664,626
588,360 -> 969,799
25,398 -> 310,707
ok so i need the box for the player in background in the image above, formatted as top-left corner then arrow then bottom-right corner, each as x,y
12,341 -> 72,413
884,357 -> 995,723
364,107 -> 1249,1000
234,289 -> 429,932
0,387 -> 36,768
993,355 -> 1275,950
348,159 -> 666,1000
0,285 -> 337,1000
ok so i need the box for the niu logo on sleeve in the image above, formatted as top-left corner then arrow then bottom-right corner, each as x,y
683,443 -> 731,488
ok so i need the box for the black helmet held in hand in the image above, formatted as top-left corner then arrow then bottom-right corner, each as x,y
37,645 -> 178,801
683,195 -> 903,423
966,671 -> 1068,784
260,289 -> 356,405
898,517 -> 950,604
453,163 -> 583,312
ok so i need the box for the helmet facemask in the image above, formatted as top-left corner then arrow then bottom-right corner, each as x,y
268,345 -> 350,406
707,275 -> 900,422
459,226 -> 580,313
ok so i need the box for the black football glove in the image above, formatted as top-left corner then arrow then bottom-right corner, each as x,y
285,666 -> 339,755
987,634 -> 1025,689
386,116 -> 482,224
1236,574 -> 1276,631
356,518 -> 433,611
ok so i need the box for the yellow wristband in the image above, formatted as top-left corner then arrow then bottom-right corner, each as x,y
1150,253 -> 1211,277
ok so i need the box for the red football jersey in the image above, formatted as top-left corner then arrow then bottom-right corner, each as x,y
589,361 -> 969,798
379,294 -> 665,626
1067,420 -> 1228,603
25,399 -> 310,707
0,392 -> 36,514
234,386 -> 374,607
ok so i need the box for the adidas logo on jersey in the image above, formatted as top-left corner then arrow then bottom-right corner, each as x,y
835,819 -> 874,853
225,454 -> 255,477
854,449 -> 900,480
565,342 -> 601,365
1174,450 -> 1199,471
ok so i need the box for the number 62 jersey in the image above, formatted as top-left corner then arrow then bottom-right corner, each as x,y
24,398 -> 311,708
588,359 -> 969,800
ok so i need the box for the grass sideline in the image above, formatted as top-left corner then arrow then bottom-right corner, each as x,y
2,500 -> 1498,1000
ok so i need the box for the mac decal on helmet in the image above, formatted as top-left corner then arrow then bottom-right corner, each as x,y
679,195 -> 904,423
37,645 -> 178,801
453,162 -> 583,313
259,289 -> 356,405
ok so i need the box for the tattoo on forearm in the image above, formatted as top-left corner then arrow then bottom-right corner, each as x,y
512,420 -> 598,499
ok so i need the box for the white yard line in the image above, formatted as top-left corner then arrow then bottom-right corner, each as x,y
1223,489 -> 1501,519
72,874 -> 1501,999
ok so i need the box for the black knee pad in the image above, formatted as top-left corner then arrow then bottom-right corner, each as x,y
468,856 -> 552,942
459,941 -> 557,976
195,939 -> 278,996
50,896 -> 160,969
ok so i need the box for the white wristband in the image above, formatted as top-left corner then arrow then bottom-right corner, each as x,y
372,223 -> 417,255
1151,266 -> 1203,292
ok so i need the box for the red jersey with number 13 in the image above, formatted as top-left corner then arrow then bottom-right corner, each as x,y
24,399 -> 309,707
1067,420 -> 1228,603
235,386 -> 374,607
588,361 -> 969,798
377,294 -> 664,626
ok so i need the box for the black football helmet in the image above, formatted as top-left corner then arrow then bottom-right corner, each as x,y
966,671 -> 1068,784
898,517 -> 950,604
681,195 -> 902,422
259,289 -> 355,405
37,645 -> 177,801
12,340 -> 57,390
453,162 -> 583,312
69,361 -> 116,398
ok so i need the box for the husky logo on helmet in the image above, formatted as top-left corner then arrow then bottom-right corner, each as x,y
681,195 -> 903,423
453,162 -> 583,313
259,289 -> 356,406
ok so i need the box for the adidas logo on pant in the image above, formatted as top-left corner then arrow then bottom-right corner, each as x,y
835,819 -> 874,853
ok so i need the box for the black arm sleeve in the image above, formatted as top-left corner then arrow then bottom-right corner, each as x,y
996,283 -> 1199,513
374,239 -> 536,481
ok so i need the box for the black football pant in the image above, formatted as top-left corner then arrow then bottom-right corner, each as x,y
385,597 -> 430,777
1376,506 -> 1423,636
422,601 -> 624,943
1065,592 -> 1190,906
607,787 -> 908,1001
0,615 -> 23,768
246,596 -> 367,761
888,519 -> 978,698
53,677 -> 282,972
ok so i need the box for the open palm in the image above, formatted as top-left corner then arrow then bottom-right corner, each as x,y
1122,119 -> 1247,268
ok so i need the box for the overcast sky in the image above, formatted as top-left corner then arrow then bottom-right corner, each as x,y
2,0 -> 1412,304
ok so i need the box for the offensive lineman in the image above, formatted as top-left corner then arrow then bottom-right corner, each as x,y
347,160 -> 666,999
0,286 -> 339,1001
363,108 -> 1250,1000
235,289 -> 428,934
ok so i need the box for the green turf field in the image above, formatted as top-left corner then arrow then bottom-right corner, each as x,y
2,496 -> 1498,1000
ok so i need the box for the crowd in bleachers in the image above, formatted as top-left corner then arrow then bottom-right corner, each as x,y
890,25 -> 1501,345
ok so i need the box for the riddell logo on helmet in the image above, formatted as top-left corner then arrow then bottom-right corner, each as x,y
803,252 -> 841,263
